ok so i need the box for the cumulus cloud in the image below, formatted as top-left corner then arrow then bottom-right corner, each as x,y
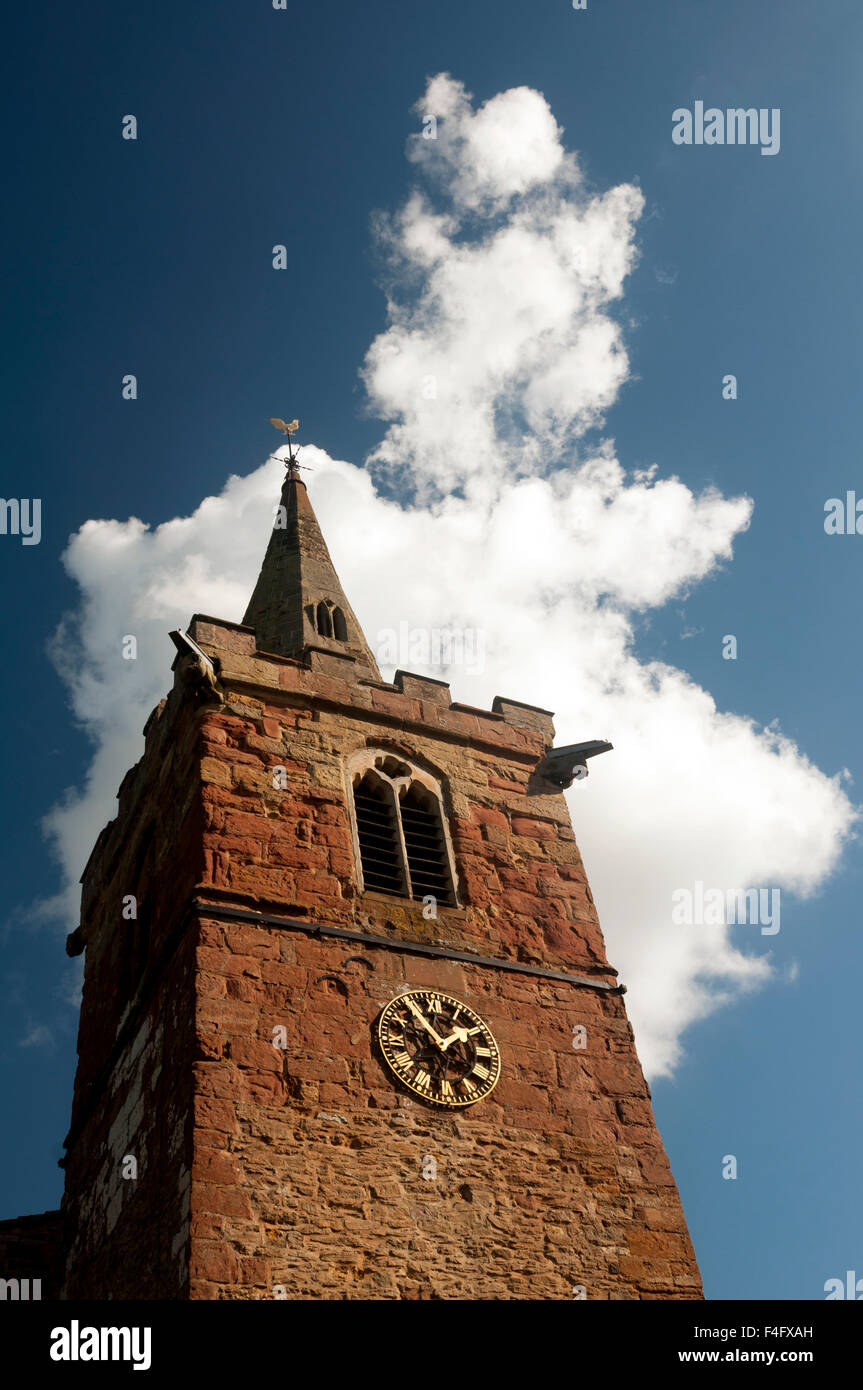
364,73 -> 643,501
407,74 -> 572,210
39,76 -> 856,1078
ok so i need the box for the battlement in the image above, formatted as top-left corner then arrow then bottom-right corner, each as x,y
187,613 -> 556,754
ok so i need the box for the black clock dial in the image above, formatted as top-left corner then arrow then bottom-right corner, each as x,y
377,990 -> 501,1107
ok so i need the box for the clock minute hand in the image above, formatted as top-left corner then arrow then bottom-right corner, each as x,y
404,996 -> 447,1048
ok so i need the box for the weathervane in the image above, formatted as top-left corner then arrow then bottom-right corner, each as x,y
268,417 -> 308,476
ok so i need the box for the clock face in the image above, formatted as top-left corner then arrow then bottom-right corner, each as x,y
377,990 -> 501,1107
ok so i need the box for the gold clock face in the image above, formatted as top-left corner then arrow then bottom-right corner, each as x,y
377,990 -> 501,1108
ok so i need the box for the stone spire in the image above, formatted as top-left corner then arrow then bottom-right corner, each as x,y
242,464 -> 381,680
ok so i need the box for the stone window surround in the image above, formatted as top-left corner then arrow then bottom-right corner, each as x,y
344,748 -> 461,907
315,599 -> 348,641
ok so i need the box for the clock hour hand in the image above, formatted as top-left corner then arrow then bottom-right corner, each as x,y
403,996 -> 448,1048
437,1026 -> 471,1053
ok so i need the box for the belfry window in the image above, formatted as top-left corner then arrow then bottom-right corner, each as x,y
353,773 -> 405,896
399,783 -> 453,902
316,602 -> 333,638
347,752 -> 458,906
316,600 -> 348,642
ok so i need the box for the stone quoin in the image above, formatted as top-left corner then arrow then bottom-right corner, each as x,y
1,453 -> 702,1300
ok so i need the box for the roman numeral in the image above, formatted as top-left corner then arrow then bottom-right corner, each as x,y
461,1077 -> 476,1095
429,995 -> 442,1013
440,1080 -> 454,1100
468,1026 -> 482,1036
475,1046 -> 492,1057
414,1070 -> 431,1091
393,1051 -> 411,1068
473,1064 -> 491,1080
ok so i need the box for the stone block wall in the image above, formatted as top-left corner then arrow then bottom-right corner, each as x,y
60,677 -> 204,1299
189,916 -> 700,1299
182,615 -> 702,1299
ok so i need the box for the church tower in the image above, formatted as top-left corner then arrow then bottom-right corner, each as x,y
59,454 -> 703,1300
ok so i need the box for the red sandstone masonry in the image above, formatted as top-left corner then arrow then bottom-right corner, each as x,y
185,925 -> 700,1300
53,611 -> 701,1300
178,616 -> 701,1299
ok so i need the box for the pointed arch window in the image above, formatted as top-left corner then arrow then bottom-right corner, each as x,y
352,772 -> 405,896
399,783 -> 454,902
315,599 -> 349,642
347,752 -> 458,906
316,602 -> 333,638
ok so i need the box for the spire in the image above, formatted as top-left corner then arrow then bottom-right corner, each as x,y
243,458 -> 381,680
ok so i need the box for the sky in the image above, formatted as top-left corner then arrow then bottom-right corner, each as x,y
1,0 -> 862,1301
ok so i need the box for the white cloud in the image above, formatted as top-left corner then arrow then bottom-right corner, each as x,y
408,75 -> 572,211
364,75 -> 644,502
39,76 -> 857,1079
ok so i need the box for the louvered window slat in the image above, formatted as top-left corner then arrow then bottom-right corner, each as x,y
354,778 -> 403,896
399,791 -> 453,904
352,766 -> 456,905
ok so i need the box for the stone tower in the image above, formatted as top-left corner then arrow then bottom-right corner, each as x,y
57,459 -> 702,1300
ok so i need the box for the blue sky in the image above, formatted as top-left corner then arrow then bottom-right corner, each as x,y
2,0 -> 862,1300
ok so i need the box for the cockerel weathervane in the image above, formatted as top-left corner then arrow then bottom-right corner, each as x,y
268,417 -> 306,475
